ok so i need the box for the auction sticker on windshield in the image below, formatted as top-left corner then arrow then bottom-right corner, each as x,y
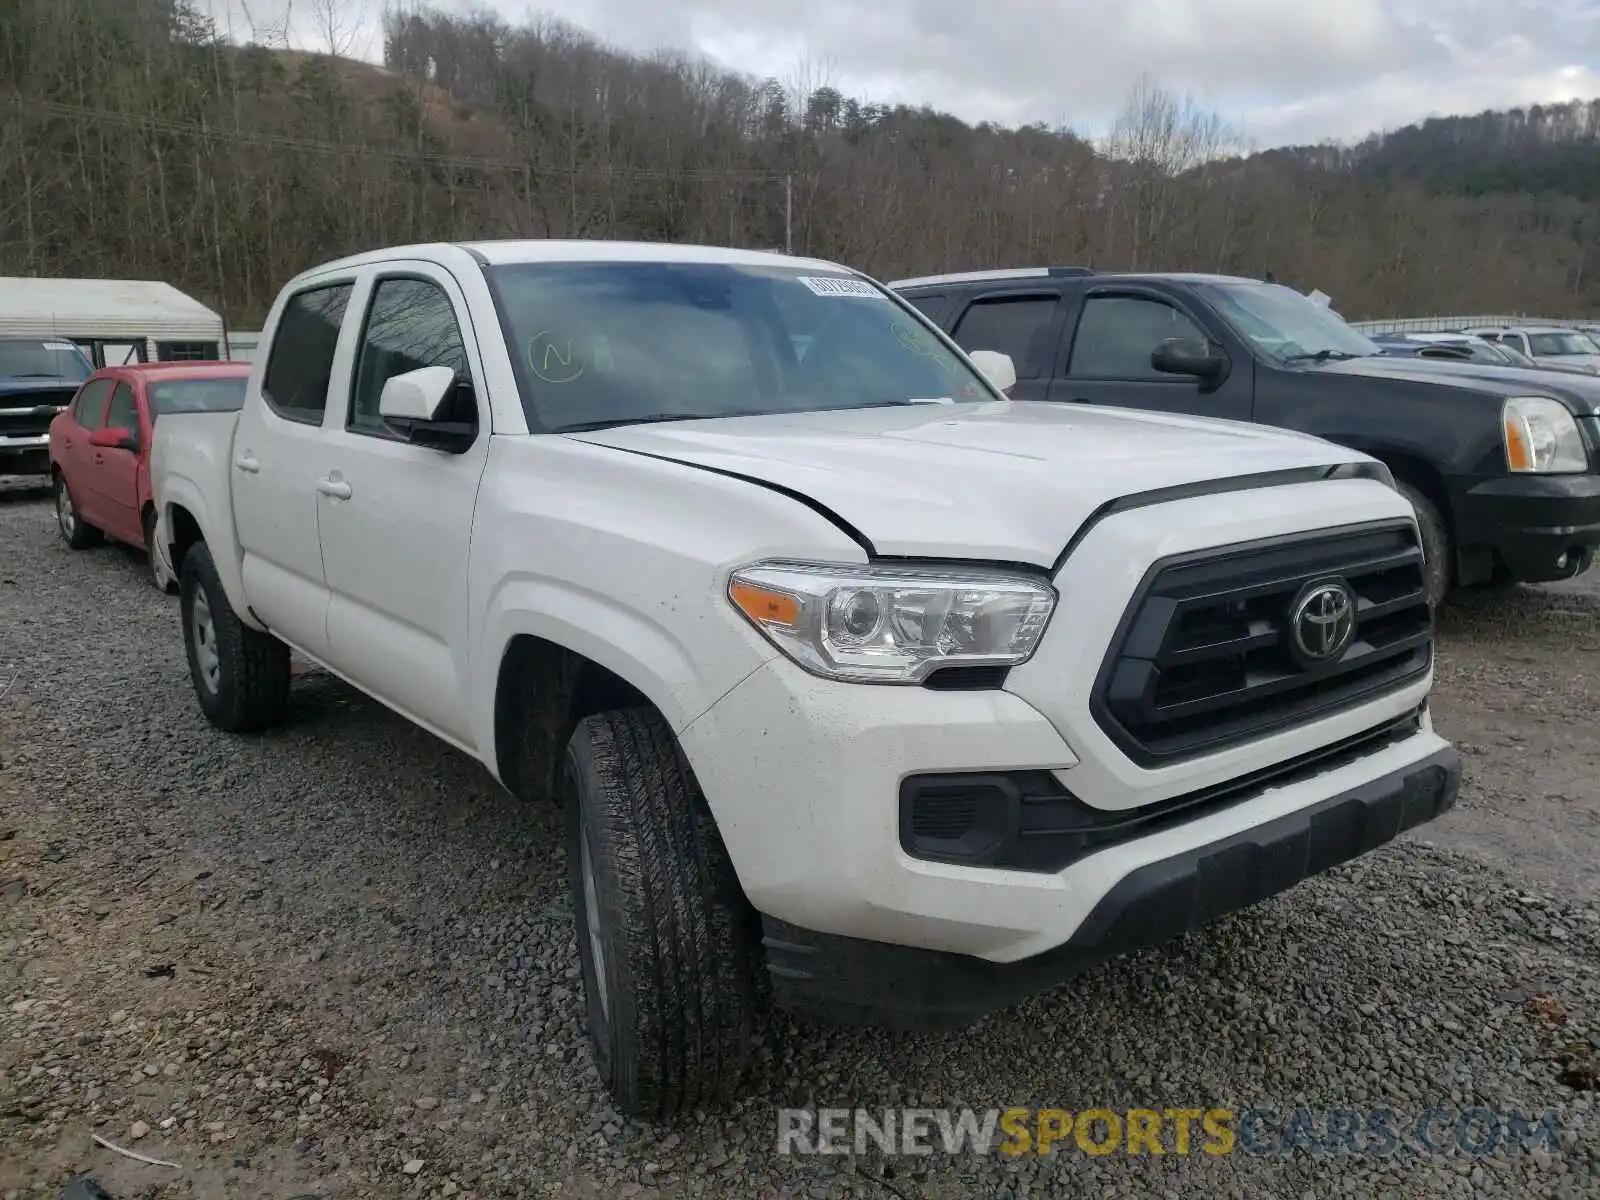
798,277 -> 883,298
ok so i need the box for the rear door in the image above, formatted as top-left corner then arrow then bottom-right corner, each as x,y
88,378 -> 144,544
940,290 -> 1065,402
1047,286 -> 1255,421
232,279 -> 358,660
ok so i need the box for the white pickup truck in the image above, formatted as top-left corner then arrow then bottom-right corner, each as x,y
152,240 -> 1461,1117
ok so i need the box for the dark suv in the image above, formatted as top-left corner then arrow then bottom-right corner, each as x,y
891,268 -> 1600,604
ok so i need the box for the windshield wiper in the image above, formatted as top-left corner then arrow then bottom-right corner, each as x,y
1282,350 -> 1364,364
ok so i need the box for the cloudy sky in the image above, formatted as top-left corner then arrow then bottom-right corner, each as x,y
205,0 -> 1600,147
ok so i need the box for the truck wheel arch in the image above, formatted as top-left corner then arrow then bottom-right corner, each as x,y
492,634 -> 666,806
159,495 -> 263,630
1372,453 -> 1457,597
165,503 -> 206,579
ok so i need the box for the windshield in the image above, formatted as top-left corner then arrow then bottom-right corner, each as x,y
1199,282 -> 1380,363
1527,331 -> 1599,357
147,376 -> 247,418
0,339 -> 91,381
486,261 -> 994,432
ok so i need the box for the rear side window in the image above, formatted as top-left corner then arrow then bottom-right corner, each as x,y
262,283 -> 353,423
105,382 -> 137,431
899,292 -> 948,322
148,377 -> 248,419
72,379 -> 113,429
952,297 -> 1058,379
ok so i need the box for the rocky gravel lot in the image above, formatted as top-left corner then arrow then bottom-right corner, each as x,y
1,478 -> 1596,1199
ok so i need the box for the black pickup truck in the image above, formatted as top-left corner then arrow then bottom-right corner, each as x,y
890,268 -> 1600,604
0,336 -> 94,477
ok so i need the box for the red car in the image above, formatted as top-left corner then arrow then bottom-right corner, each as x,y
49,362 -> 249,589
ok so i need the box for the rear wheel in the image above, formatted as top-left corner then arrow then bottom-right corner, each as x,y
1396,480 -> 1450,609
180,540 -> 290,732
142,508 -> 173,593
563,707 -> 760,1118
55,473 -> 100,550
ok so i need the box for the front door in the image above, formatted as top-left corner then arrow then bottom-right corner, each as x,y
232,279 -> 357,661
316,266 -> 490,748
87,379 -> 144,544
1048,290 -> 1256,422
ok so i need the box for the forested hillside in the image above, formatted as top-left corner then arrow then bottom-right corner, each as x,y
3,0 -> 1599,327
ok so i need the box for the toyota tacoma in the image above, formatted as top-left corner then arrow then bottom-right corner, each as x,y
151,241 -> 1461,1117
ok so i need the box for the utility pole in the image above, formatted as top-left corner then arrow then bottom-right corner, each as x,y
784,174 -> 793,254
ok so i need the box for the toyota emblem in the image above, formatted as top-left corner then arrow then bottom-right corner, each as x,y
1288,579 -> 1355,666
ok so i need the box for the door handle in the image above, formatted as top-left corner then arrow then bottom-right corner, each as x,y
316,475 -> 352,500
234,453 -> 260,474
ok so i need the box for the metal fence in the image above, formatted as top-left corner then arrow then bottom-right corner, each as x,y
1346,315 -> 1600,334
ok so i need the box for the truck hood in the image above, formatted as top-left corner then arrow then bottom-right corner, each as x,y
1316,355 -> 1600,415
566,401 -> 1375,566
0,375 -> 83,398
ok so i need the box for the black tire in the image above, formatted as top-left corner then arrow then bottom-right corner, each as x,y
1396,479 -> 1450,609
179,540 -> 290,732
142,508 -> 173,593
563,708 -> 760,1118
54,472 -> 101,550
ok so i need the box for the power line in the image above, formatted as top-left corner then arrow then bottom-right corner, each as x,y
0,93 -> 798,184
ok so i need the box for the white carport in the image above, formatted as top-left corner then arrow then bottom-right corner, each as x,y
0,277 -> 226,368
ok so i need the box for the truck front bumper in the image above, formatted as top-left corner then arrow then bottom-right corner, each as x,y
680,655 -> 1458,1010
1452,470 -> 1600,582
0,434 -> 51,476
759,744 -> 1459,1029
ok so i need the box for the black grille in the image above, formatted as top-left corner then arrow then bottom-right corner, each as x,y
0,388 -> 74,439
1092,520 -> 1432,767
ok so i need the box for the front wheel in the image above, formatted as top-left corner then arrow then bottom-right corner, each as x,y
179,540 -> 290,732
563,708 -> 761,1118
1397,480 -> 1450,609
55,473 -> 101,550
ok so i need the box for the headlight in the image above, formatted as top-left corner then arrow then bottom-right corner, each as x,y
1502,396 -> 1588,473
727,561 -> 1056,683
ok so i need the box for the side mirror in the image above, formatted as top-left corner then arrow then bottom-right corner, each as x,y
1151,337 -> 1228,384
968,349 -> 1018,395
378,366 -> 476,453
89,426 -> 139,452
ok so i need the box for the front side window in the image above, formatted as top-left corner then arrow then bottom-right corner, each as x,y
1067,296 -> 1208,379
148,376 -> 247,419
72,378 -> 113,429
0,338 -> 92,381
105,382 -> 137,432
1200,282 -> 1380,363
487,262 -> 994,432
349,277 -> 474,435
953,297 -> 1058,379
262,283 -> 353,422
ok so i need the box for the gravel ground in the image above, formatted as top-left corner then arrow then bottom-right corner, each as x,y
1,478 -> 1596,1199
